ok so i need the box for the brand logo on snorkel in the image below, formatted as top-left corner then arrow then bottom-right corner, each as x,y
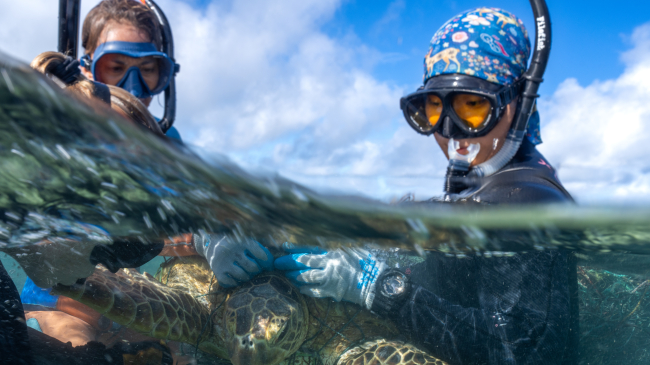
536,16 -> 546,51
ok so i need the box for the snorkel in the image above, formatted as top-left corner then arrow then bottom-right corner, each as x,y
58,0 -> 81,57
56,0 -> 113,103
445,140 -> 480,194
467,0 -> 551,179
143,0 -> 179,134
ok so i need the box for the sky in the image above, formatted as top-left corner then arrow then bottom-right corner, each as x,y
2,0 -> 650,204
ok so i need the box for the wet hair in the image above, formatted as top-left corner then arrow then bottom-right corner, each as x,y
107,85 -> 163,135
30,51 -> 113,106
82,0 -> 162,57
31,51 -> 162,136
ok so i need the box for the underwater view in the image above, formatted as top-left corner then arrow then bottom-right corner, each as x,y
3,0 -> 650,364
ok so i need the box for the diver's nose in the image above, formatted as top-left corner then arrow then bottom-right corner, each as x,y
441,116 -> 465,139
117,67 -> 150,99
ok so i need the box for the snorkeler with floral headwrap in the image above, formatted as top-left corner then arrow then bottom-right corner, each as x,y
275,7 -> 578,365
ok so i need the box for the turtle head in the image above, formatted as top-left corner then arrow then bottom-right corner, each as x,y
224,274 -> 309,365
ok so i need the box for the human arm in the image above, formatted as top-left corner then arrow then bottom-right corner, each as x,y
3,238 -> 99,288
3,236 -> 167,288
392,251 -> 574,364
276,247 -> 574,364
159,233 -> 197,256
156,232 -> 276,286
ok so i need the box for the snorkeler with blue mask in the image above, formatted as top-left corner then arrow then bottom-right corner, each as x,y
276,4 -> 578,365
79,0 -> 181,141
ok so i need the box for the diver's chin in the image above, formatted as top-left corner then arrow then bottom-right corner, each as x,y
139,96 -> 153,107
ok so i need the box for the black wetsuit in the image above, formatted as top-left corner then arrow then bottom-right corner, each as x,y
0,260 -> 33,364
394,139 -> 578,365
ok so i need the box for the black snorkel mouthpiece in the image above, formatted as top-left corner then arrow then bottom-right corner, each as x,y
444,160 -> 471,194
144,0 -> 180,134
444,139 -> 481,195
444,0 -> 552,194
58,0 -> 81,57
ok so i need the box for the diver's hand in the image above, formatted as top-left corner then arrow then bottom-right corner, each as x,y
275,246 -> 387,309
4,239 -> 97,288
193,232 -> 273,288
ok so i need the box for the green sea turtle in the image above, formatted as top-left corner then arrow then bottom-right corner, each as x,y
52,256 -> 446,365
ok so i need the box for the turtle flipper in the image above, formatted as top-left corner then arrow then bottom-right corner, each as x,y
52,266 -> 214,347
337,339 -> 448,365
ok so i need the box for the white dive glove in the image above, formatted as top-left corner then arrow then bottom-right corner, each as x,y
274,246 -> 387,310
193,232 -> 274,288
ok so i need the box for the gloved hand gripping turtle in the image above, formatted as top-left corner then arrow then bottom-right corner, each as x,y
275,246 -> 388,310
193,231 -> 274,287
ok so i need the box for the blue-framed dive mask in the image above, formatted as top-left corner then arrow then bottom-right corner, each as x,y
81,41 -> 176,99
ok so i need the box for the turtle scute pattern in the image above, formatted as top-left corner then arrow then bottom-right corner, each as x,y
337,339 -> 447,365
51,266 -> 210,345
224,274 -> 309,365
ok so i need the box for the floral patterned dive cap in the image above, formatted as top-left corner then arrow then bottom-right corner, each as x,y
424,7 -> 542,144
424,7 -> 530,86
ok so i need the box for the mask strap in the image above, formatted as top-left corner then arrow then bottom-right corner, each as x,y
497,80 -> 523,106
80,54 -> 92,69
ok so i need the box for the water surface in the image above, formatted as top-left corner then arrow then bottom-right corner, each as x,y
1,51 -> 650,365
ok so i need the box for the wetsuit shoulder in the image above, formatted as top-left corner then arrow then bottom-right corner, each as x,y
473,168 -> 572,204
467,139 -> 573,204
165,126 -> 182,141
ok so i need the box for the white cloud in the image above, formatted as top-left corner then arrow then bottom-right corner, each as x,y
538,22 -> 650,204
153,0 -> 447,200
161,0 -> 401,149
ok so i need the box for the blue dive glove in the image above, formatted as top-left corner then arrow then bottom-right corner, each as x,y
275,246 -> 387,309
193,232 -> 273,288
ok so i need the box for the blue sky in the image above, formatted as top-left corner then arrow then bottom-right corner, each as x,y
324,0 -> 650,96
178,0 -> 650,96
3,0 -> 650,203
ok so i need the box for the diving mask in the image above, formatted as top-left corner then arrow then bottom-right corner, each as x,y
81,41 -> 177,99
400,74 -> 522,139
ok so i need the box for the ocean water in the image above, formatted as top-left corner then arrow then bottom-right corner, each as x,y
2,51 -> 650,364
